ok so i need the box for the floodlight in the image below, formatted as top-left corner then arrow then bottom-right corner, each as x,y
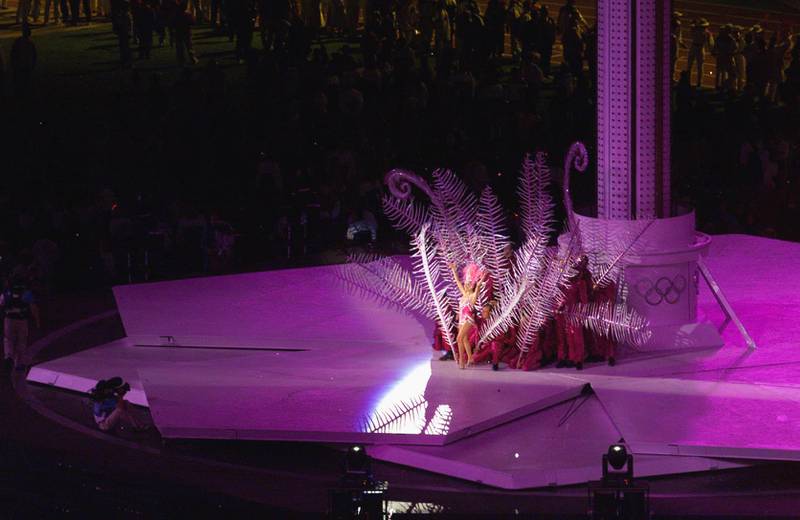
607,444 -> 628,470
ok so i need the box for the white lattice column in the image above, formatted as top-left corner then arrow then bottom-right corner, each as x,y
582,0 -> 745,351
597,0 -> 671,219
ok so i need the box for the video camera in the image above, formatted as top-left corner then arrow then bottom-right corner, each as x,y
89,377 -> 131,401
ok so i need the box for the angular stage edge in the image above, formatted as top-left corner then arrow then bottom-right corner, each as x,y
369,391 -> 749,489
25,235 -> 800,489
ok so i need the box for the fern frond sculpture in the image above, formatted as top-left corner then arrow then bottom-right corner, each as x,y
338,146 -> 651,370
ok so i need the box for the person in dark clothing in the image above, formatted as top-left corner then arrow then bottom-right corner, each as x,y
111,0 -> 133,66
174,1 -> 199,66
209,0 -> 224,30
258,0 -> 288,51
135,0 -> 155,58
0,45 -> 5,101
229,0 -> 254,62
59,0 -> 71,24
537,5 -> 556,75
222,0 -> 234,41
287,9 -> 310,61
561,16 -> 583,78
70,0 -> 90,24
483,0 -> 505,58
344,0 -> 358,32
10,25 -> 37,100
158,0 -> 176,47
42,0 -> 61,24
1,277 -> 40,372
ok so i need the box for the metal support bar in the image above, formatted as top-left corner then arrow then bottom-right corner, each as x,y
697,257 -> 756,349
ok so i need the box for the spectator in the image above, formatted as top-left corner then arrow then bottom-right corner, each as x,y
60,0 -> 70,24
686,18 -> 713,88
10,24 -> 37,101
765,31 -> 791,102
259,0 -> 289,51
135,0 -> 156,59
749,32 -> 769,98
561,16 -> 583,78
302,0 -> 321,30
671,11 -> 685,82
1,276 -> 40,372
209,0 -> 224,31
434,0 -> 452,54
537,5 -> 556,76
42,0 -> 61,24
16,0 -> 32,24
158,0 -> 176,47
713,24 -> 737,90
230,0 -> 254,63
174,1 -> 199,66
397,0 -> 419,43
0,42 -> 5,100
732,24 -> 747,91
484,0 -> 505,59
327,0 -> 345,33
344,0 -> 358,33
557,0 -> 586,39
69,0 -> 91,25
112,0 -> 133,66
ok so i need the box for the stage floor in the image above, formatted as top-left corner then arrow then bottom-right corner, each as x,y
28,234 -> 800,489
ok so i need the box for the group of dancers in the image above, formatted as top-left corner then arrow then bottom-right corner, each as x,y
436,255 -> 617,371
368,148 -> 647,372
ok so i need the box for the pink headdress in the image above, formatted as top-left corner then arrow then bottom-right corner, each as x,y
462,263 -> 483,284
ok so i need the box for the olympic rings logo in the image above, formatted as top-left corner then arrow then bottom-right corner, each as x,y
634,275 -> 687,305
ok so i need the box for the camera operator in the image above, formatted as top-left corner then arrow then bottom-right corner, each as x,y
89,378 -> 149,433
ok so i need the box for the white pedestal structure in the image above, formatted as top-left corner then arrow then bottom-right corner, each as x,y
589,0 -> 753,349
574,212 -> 724,350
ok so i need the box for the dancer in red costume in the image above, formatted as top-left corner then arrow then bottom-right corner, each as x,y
450,263 -> 483,369
472,306 -> 517,370
477,244 -> 519,370
432,324 -> 454,359
516,320 -> 559,371
555,255 -> 592,370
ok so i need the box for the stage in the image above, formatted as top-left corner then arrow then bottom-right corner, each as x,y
27,234 -> 800,489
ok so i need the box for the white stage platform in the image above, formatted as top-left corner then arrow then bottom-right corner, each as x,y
28,235 -> 800,489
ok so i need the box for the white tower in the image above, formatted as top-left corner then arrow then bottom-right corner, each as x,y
596,0 -> 671,219
580,0 -> 754,349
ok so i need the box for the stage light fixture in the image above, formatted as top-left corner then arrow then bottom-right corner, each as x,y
602,441 -> 633,480
588,442 -> 649,519
330,446 -> 388,519
607,444 -> 628,470
345,445 -> 370,475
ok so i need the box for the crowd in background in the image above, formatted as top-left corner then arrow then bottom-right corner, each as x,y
0,0 -> 799,303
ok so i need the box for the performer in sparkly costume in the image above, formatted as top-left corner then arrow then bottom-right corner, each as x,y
450,263 -> 483,369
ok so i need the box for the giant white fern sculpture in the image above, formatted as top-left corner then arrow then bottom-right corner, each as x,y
340,146 -> 652,368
